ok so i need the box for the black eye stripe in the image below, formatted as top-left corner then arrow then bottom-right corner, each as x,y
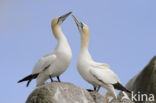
57,18 -> 60,24
57,17 -> 62,24
80,22 -> 83,28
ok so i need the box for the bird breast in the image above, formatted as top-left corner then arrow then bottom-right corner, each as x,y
77,60 -> 99,86
50,51 -> 72,77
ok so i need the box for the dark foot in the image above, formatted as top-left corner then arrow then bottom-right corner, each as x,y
94,86 -> 97,91
57,76 -> 61,82
87,89 -> 94,92
49,75 -> 53,82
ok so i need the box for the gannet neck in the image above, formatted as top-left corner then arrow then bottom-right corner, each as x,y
79,32 -> 92,61
52,25 -> 65,40
80,37 -> 88,49
80,30 -> 89,48
79,47 -> 92,60
52,25 -> 70,51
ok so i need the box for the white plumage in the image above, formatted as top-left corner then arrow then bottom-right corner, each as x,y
32,54 -> 56,74
72,15 -> 130,99
18,12 -> 72,87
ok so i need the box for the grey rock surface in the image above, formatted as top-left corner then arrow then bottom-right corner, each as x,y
26,82 -> 132,103
26,82 -> 98,103
26,56 -> 156,103
124,56 -> 156,103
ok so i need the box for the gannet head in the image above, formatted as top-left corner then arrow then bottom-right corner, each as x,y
51,12 -> 72,38
72,15 -> 89,46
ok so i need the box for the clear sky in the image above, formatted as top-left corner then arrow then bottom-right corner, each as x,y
0,0 -> 156,103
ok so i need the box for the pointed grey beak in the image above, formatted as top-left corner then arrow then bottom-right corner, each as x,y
58,11 -> 72,24
72,15 -> 81,27
72,15 -> 84,31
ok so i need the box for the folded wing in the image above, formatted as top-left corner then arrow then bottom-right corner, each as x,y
32,54 -> 57,74
90,64 -> 120,85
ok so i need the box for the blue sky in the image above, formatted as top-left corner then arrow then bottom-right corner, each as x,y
0,0 -> 156,103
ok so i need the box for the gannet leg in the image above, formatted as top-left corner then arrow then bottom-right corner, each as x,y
57,76 -> 61,82
49,75 -> 53,82
96,85 -> 101,92
94,86 -> 97,91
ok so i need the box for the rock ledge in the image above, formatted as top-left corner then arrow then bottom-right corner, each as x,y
26,82 -> 132,103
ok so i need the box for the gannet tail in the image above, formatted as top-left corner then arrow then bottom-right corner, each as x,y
113,82 -> 131,93
17,73 -> 39,87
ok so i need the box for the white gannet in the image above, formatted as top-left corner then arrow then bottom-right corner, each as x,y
18,12 -> 72,87
72,15 -> 131,99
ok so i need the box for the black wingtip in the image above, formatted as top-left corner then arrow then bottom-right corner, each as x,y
26,79 -> 32,87
125,89 -> 131,94
113,82 -> 131,93
17,79 -> 23,83
17,73 -> 39,86
69,11 -> 72,14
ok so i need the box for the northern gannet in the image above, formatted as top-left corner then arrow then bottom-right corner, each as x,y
72,15 -> 131,99
18,12 -> 72,87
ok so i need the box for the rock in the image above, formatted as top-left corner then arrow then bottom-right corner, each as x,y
26,82 -> 133,103
26,82 -> 98,103
123,56 -> 156,103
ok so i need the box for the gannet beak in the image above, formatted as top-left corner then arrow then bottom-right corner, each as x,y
72,15 -> 83,31
72,15 -> 81,27
58,11 -> 72,24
